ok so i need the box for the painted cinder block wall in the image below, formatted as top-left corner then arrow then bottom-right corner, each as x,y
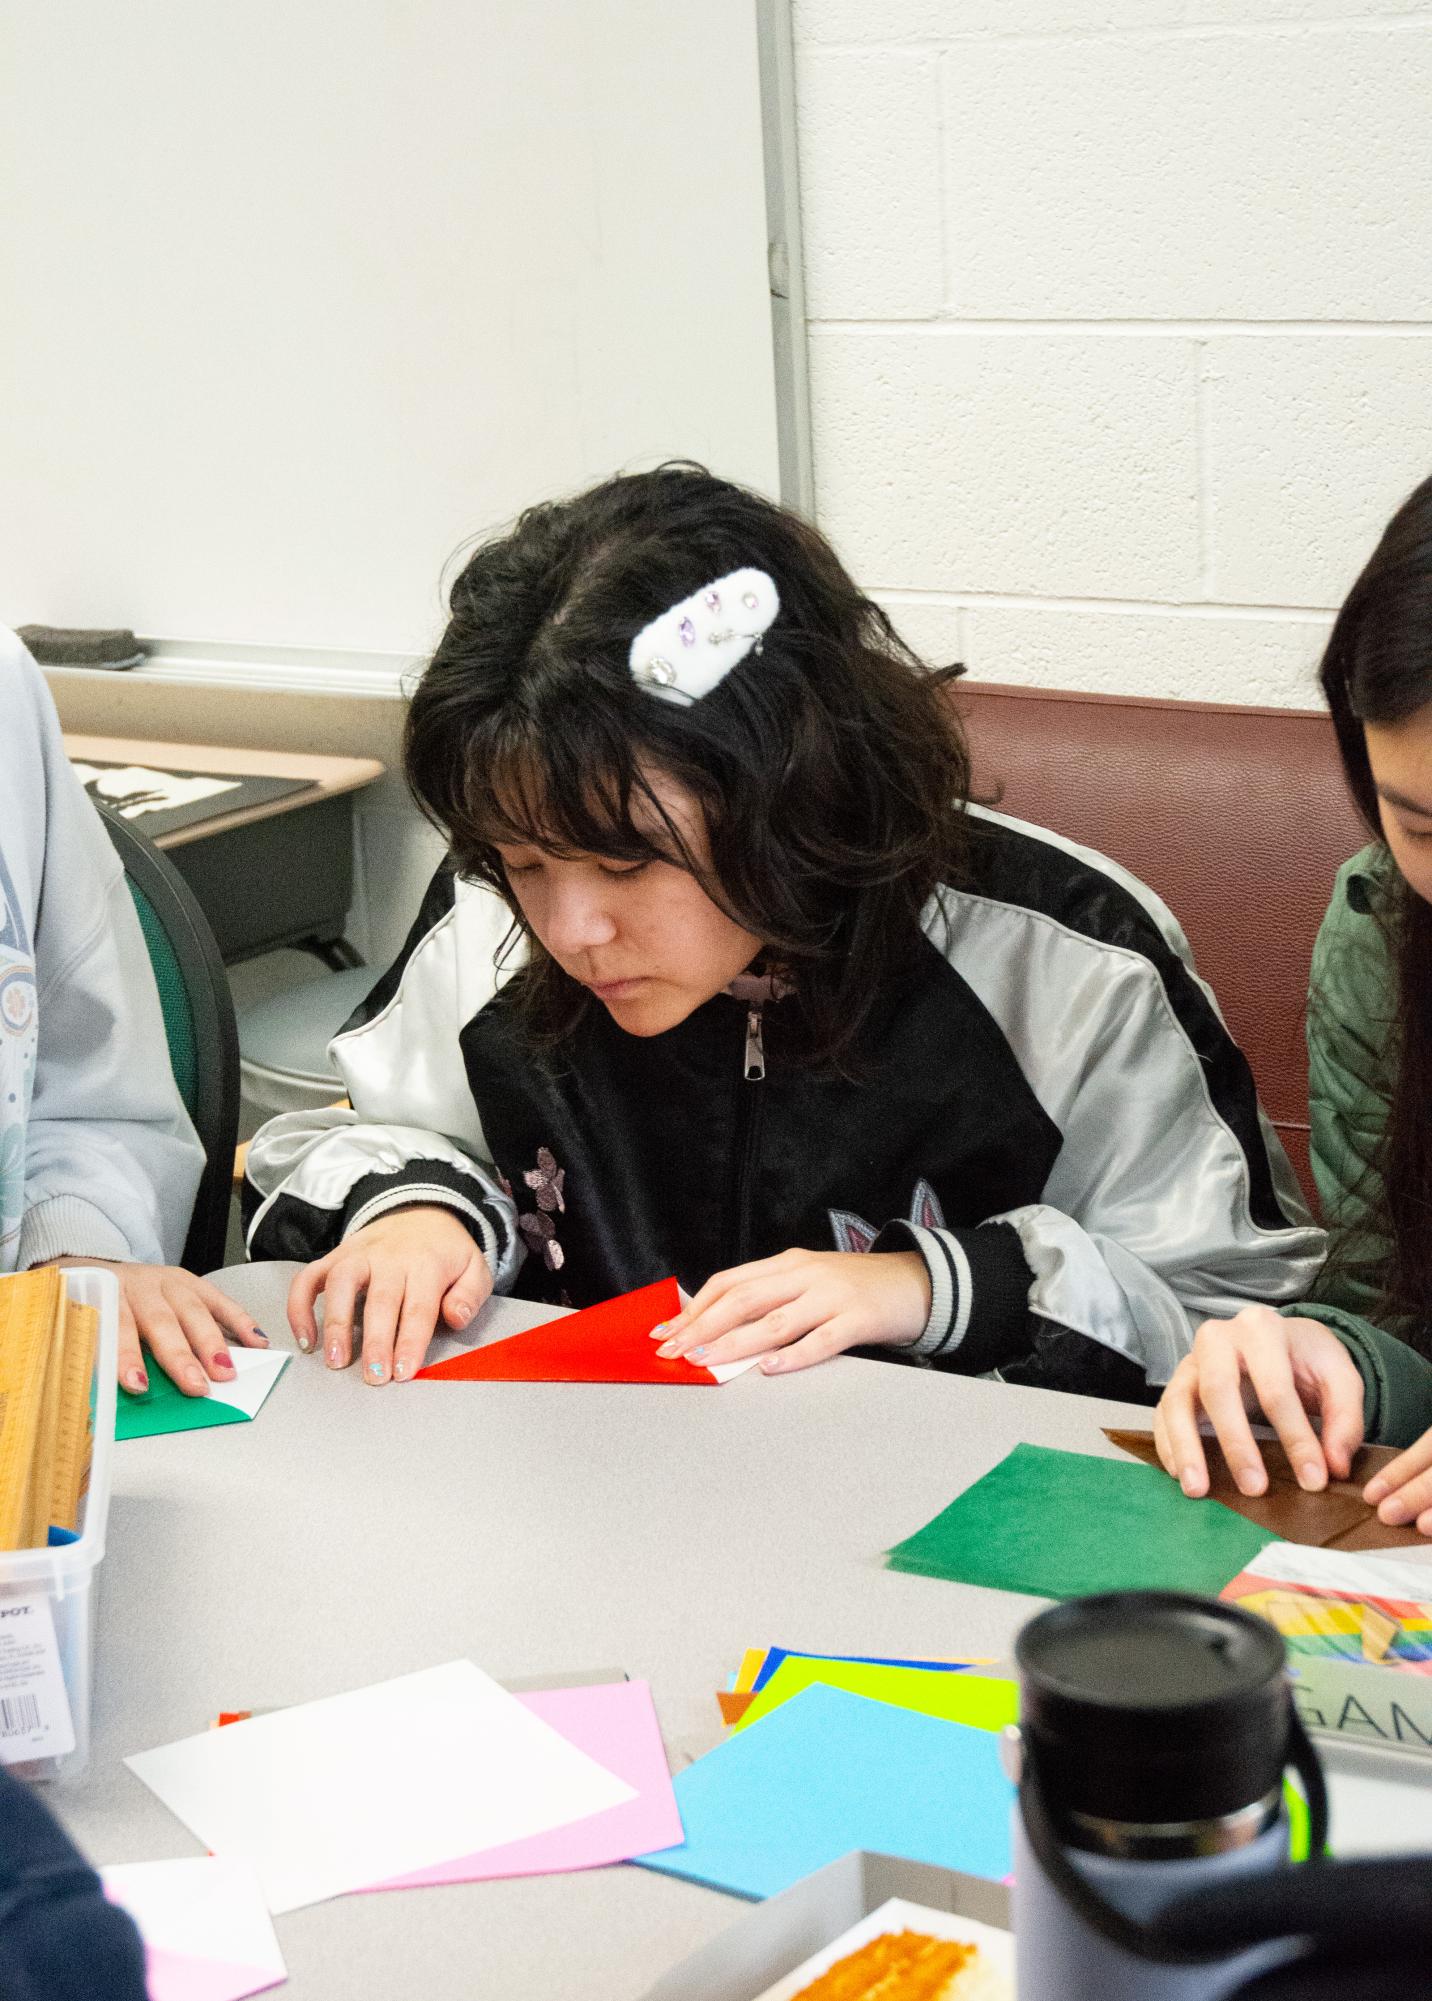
791,1 -> 1432,705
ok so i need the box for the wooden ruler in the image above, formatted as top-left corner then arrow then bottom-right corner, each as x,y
0,1269 -> 65,1551
22,1291 -> 68,1552
51,1303 -> 98,1536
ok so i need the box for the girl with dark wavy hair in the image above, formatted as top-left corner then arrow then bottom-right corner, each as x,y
1158,473 -> 1432,1530
245,465 -> 1319,1393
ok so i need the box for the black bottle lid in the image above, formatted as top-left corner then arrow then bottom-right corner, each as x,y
1016,1592 -> 1289,1826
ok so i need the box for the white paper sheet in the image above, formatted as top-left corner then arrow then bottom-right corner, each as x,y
1243,1540 -> 1432,1598
706,1355 -> 762,1383
101,1857 -> 286,2001
126,1660 -> 637,1914
71,763 -> 242,817
206,1349 -> 290,1420
751,1896 -> 1013,2001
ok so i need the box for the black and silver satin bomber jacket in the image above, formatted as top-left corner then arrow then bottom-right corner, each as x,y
243,807 -> 1325,1389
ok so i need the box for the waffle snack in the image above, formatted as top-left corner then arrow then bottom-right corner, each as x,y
790,1927 -> 1008,2001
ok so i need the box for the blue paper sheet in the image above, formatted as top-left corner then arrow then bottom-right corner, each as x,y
634,1683 -> 1013,1900
750,1646 -> 976,1695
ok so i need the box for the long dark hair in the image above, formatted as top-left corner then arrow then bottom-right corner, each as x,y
403,464 -> 971,1072
1320,472 -> 1432,1342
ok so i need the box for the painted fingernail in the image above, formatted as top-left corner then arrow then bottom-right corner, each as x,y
649,1321 -> 672,1340
327,1344 -> 343,1367
656,1340 -> 680,1358
393,1359 -> 410,1380
212,1353 -> 236,1377
251,1327 -> 271,1346
296,1334 -> 313,1354
689,1345 -> 707,1360
124,1367 -> 148,1394
1365,1476 -> 1388,1504
760,1353 -> 787,1374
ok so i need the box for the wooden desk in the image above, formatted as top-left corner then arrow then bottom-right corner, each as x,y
66,734 -> 384,965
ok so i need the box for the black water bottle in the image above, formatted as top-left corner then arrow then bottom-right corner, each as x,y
1006,1591 -> 1327,2000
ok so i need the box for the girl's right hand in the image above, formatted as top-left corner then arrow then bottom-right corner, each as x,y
1154,1306 -> 1366,1499
287,1205 -> 493,1386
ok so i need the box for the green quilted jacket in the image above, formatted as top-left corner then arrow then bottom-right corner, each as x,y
1296,845 -> 1432,1446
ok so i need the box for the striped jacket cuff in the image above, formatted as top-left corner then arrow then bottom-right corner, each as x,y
871,1219 -> 1034,1369
339,1163 -> 508,1278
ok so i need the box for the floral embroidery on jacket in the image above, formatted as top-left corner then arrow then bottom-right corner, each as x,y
523,1147 -> 566,1214
518,1146 -> 567,1270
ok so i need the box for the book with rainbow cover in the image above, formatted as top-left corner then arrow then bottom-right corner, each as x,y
1221,1541 -> 1432,1755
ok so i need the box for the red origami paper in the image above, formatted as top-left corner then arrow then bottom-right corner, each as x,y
415,1277 -> 724,1384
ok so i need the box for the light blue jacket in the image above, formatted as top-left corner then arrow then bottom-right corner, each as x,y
0,631 -> 202,1271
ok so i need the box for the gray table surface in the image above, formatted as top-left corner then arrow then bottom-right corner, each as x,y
51,1264 -> 1432,1999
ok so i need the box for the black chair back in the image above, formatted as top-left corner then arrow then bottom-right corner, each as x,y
96,804 -> 239,1274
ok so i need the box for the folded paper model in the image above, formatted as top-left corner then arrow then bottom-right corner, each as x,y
1104,1429 -> 1426,1552
416,1278 -> 756,1385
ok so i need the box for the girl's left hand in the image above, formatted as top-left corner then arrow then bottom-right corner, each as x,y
652,1247 -> 931,1375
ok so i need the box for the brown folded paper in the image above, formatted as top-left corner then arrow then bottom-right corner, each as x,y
1104,1429 -> 1429,1552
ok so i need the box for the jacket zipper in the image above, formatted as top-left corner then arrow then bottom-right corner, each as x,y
743,1002 -> 766,1084
733,1002 -> 766,1263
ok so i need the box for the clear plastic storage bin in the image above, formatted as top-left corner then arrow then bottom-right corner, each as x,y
0,1267 -> 118,1781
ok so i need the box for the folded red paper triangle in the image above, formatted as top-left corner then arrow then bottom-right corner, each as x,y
415,1277 -> 722,1384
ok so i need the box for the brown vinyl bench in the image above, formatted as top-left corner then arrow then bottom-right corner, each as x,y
956,680 -> 1369,1208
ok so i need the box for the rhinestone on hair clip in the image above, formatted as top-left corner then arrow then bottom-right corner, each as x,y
629,568 -> 780,704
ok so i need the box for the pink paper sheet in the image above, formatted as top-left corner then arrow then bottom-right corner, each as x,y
144,1946 -> 285,2001
369,1679 -> 681,1889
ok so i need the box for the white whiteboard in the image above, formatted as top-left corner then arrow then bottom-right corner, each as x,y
0,1 -> 780,658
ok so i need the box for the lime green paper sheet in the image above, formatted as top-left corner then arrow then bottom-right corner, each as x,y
116,1369 -> 250,1441
887,1443 -> 1272,1601
732,1659 -> 1019,1736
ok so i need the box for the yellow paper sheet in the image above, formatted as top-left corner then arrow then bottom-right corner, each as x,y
732,1658 -> 1019,1736
732,1647 -> 768,1695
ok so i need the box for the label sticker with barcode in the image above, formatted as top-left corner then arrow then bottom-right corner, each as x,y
0,1597 -> 76,1763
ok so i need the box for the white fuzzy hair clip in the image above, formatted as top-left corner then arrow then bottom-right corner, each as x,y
628,568 -> 780,705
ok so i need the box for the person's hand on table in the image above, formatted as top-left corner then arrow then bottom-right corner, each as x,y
1154,1306 -> 1366,1500
42,1257 -> 267,1397
650,1247 -> 931,1375
288,1205 -> 492,1386
1361,1429 -> 1432,1534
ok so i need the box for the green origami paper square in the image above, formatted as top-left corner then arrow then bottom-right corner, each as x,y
116,1369 -> 251,1441
887,1443 -> 1272,1601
